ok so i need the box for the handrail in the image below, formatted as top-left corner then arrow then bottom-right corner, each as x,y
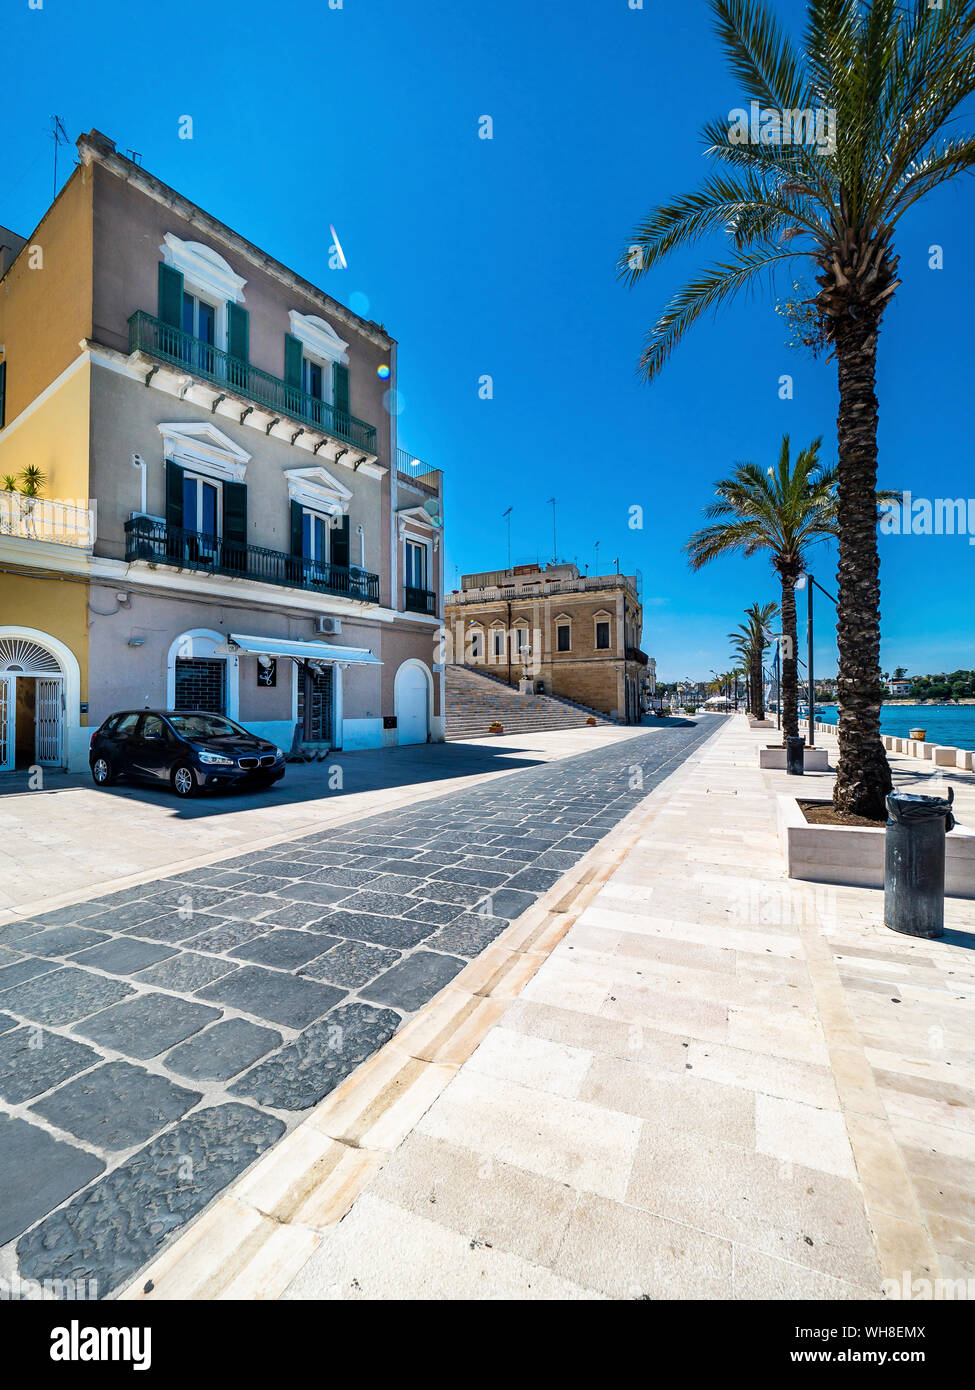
128,312 -> 377,455
125,517 -> 379,603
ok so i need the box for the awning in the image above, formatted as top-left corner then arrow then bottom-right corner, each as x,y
229,633 -> 382,666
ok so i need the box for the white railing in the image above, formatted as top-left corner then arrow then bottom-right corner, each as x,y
448,573 -> 638,605
0,492 -> 96,549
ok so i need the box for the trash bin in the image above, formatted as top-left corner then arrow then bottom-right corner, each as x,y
786,735 -> 805,775
884,789 -> 955,939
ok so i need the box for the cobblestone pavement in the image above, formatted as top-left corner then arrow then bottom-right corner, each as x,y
0,717 -> 718,1297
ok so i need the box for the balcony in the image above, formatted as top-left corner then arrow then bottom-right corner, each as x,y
626,646 -> 649,666
128,312 -> 378,456
125,517 -> 379,603
404,585 -> 437,616
0,492 -> 95,549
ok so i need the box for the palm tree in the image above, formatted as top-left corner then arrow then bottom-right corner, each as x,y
687,436 -> 835,742
621,0 -> 975,817
731,599 -> 778,717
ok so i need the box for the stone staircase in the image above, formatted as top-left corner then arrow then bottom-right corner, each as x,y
445,664 -> 615,741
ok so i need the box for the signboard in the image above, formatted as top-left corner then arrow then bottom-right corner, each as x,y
257,658 -> 277,688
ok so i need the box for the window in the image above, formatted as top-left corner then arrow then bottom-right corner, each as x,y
405,540 -> 427,590
557,624 -> 571,652
595,621 -> 611,650
174,658 -> 226,713
182,292 -> 217,374
169,712 -> 245,738
302,509 -> 330,563
515,627 -> 528,654
469,628 -> 484,660
492,629 -> 505,657
302,358 -> 325,401
183,474 -> 220,536
113,713 -> 141,736
140,714 -> 172,741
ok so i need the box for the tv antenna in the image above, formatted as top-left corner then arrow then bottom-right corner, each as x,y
50,116 -> 69,199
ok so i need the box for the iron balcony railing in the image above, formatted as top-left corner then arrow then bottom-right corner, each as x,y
125,517 -> 380,603
404,585 -> 437,616
396,448 -> 443,490
128,312 -> 378,456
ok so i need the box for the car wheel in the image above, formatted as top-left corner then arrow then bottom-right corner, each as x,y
91,756 -> 116,787
171,764 -> 197,798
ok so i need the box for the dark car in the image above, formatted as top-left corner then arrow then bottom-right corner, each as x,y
89,710 -> 286,798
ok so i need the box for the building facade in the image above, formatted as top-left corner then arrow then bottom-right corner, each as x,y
0,130 -> 444,773
444,563 -> 652,723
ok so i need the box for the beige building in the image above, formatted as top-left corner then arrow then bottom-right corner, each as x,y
0,130 -> 444,771
444,563 -> 653,723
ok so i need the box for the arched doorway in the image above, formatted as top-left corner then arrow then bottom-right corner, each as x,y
394,659 -> 431,746
0,634 -> 66,771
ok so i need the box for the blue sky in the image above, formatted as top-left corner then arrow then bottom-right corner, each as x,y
4,0 -> 973,682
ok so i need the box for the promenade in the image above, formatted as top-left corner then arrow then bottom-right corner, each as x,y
253,716 -> 972,1300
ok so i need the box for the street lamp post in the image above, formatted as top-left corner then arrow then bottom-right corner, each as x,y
796,572 -> 838,750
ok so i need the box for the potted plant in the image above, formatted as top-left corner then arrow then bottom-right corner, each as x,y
586,715 -> 597,726
489,720 -> 503,734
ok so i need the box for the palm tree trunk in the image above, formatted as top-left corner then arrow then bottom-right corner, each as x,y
779,566 -> 799,743
832,315 -> 892,819
752,650 -> 764,719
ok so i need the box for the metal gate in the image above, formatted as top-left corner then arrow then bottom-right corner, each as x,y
0,677 -> 11,771
36,678 -> 63,765
298,664 -> 333,744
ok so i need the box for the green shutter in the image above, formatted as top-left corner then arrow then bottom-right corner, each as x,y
158,263 -> 184,328
165,460 -> 184,528
227,303 -> 249,363
284,334 -> 303,389
0,360 -> 6,430
290,499 -> 304,556
223,481 -> 247,543
332,514 -> 350,569
332,362 -> 350,417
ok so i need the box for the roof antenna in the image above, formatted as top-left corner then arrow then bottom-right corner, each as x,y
50,116 -> 69,199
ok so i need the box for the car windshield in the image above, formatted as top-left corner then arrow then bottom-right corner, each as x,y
167,714 -> 246,740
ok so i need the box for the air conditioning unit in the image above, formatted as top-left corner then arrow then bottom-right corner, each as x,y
315,616 -> 341,635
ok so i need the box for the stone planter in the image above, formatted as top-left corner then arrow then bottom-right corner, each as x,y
777,795 -> 975,897
759,745 -> 830,771
749,718 -> 774,729
488,721 -> 503,735
909,728 -> 926,741
585,716 -> 597,726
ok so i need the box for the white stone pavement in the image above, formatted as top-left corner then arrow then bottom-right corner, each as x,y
265,717 -> 974,1301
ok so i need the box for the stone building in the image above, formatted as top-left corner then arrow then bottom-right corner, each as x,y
444,562 -> 652,723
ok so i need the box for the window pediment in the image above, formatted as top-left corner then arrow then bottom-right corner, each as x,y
285,465 -> 352,514
288,311 -> 349,366
162,233 -> 247,303
158,421 -> 250,480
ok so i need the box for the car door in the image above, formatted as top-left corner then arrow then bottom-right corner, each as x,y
103,712 -> 142,775
131,713 -> 174,780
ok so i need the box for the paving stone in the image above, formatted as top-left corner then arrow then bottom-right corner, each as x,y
196,966 -> 344,1028
131,952 -> 237,992
486,887 -> 539,920
402,900 -> 465,926
14,925 -> 110,958
339,890 -> 424,918
81,901 -> 166,932
297,866 -> 375,889
0,1012 -> 16,1033
534,849 -> 586,870
122,912 -> 209,943
426,913 -> 512,957
166,1019 -> 282,1082
300,940 -> 401,988
255,902 -> 337,930
147,885 -> 242,911
0,956 -> 57,992
363,874 -> 432,896
409,850 -> 468,866
15,901 -> 108,927
258,857 -> 320,876
69,937 -> 177,975
270,882 -> 353,907
0,924 -> 44,950
180,919 -> 269,953
503,867 -> 564,893
411,879 -> 488,908
194,892 -> 278,920
16,1103 -> 284,1296
229,1004 -> 401,1110
0,1113 -> 104,1246
459,855 -> 524,874
73,994 -> 220,1059
0,1027 -> 101,1103
317,910 -> 434,950
0,967 -> 134,1026
361,950 -> 466,1012
432,866 -> 510,889
230,929 -> 340,970
30,1061 -> 201,1150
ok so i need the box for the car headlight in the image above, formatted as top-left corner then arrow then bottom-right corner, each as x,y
273,747 -> 284,759
198,750 -> 234,766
